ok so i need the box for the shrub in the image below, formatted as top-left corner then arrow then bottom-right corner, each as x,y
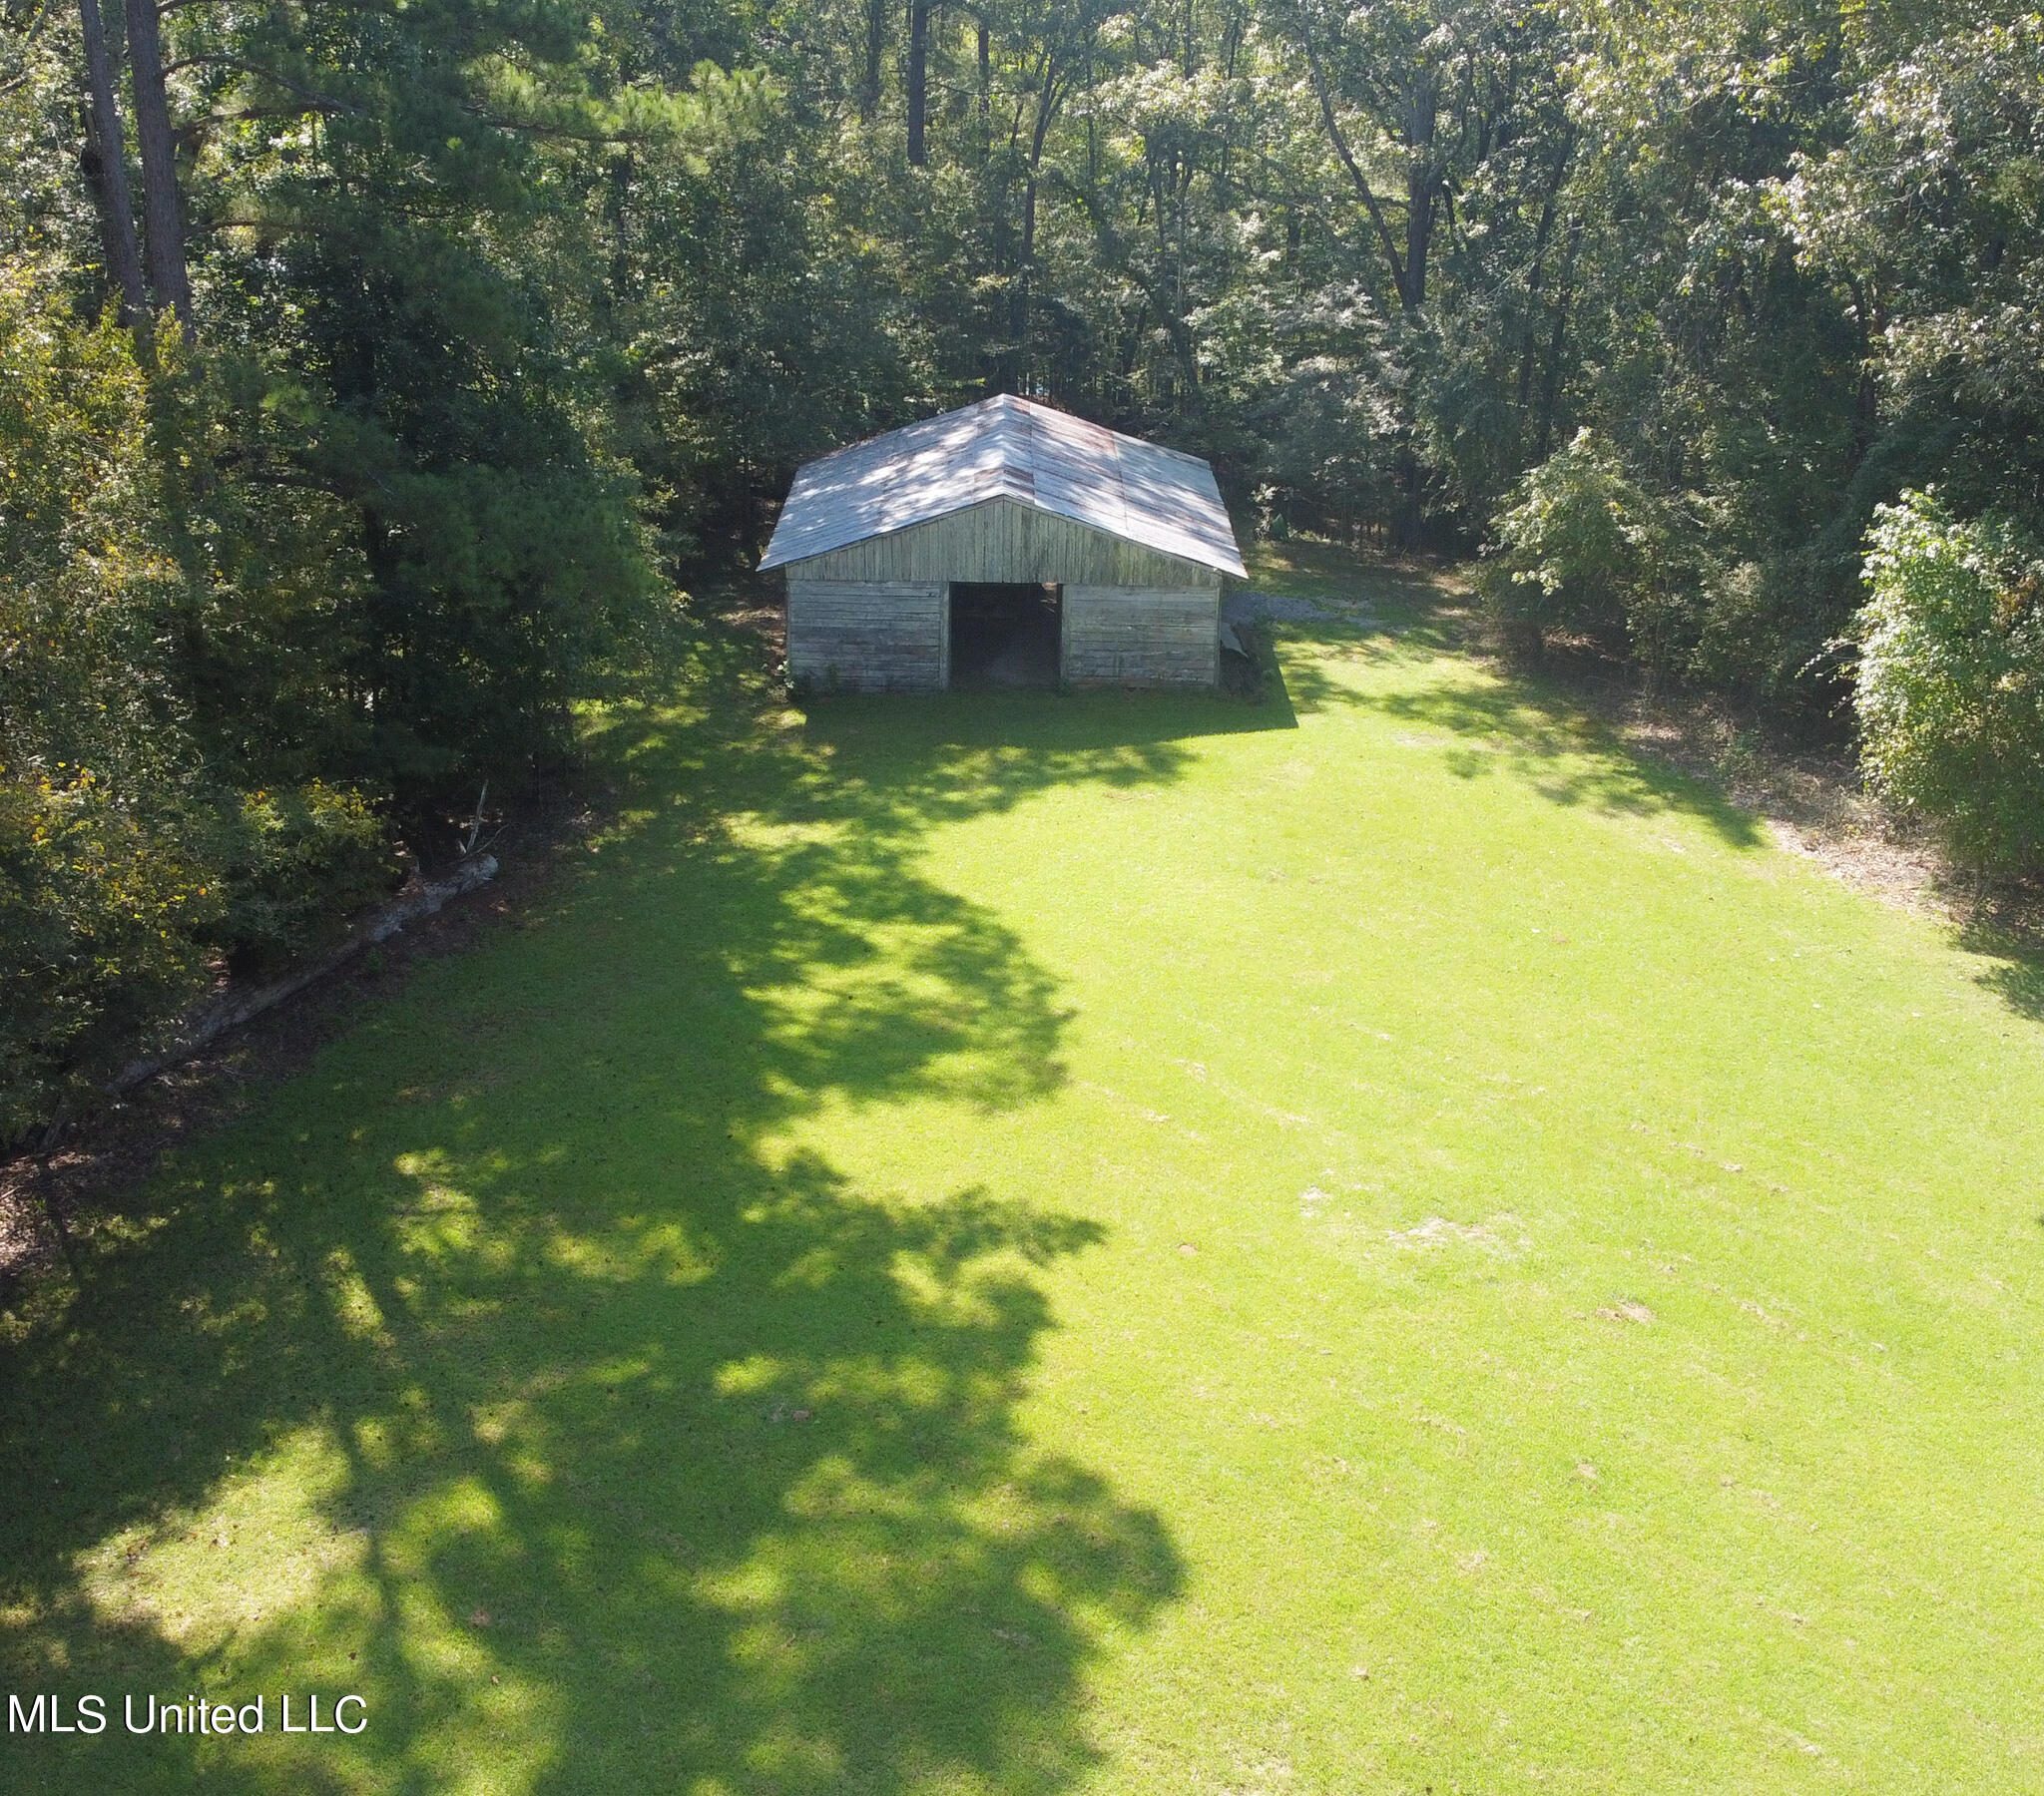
1855,491 -> 2044,873
1477,431 -> 1690,673
0,273 -> 405,1131
0,270 -> 216,1132
214,783 -> 404,974
1690,548 -> 1859,716
0,772 -> 223,1139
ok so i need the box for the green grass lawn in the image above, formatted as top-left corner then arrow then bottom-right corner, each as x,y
7,546 -> 2044,1795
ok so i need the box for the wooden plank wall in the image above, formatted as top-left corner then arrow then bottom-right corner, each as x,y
784,497 -> 1224,592
1061,586 -> 1220,688
785,580 -> 946,691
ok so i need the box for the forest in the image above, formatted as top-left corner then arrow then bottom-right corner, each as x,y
3,0 -> 2042,1133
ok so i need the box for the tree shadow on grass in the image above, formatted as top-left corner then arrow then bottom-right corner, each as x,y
0,633 -> 1187,1795
1267,591 -> 1767,852
1366,674 -> 1766,849
1952,907 -> 2044,1025
1976,956 -> 2044,1021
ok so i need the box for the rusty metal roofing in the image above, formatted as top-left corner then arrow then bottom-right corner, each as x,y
759,394 -> 1246,578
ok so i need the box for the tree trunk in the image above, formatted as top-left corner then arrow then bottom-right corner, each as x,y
977,17 -> 990,133
1005,63 -> 1062,392
1401,184 -> 1435,308
907,0 -> 930,165
861,0 -> 885,122
77,0 -> 148,324
108,856 -> 499,1098
1535,216 -> 1583,461
1303,40 -> 1408,311
124,0 -> 191,326
1006,170 -> 1037,391
1517,134 -> 1574,411
1399,75 -> 1439,310
1390,442 -> 1421,548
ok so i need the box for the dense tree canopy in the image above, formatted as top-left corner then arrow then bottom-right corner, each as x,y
3,0 -> 2041,1124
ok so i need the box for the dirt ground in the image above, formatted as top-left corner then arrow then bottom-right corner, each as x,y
1573,670 -> 2013,928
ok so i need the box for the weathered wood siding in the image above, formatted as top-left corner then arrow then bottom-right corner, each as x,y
785,580 -> 947,692
782,497 -> 1225,591
1060,586 -> 1220,688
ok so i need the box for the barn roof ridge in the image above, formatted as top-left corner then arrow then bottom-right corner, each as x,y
759,393 -> 1246,578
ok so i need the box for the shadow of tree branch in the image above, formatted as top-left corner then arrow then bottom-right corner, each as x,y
0,630 -> 1191,1795
1259,582 -> 1766,851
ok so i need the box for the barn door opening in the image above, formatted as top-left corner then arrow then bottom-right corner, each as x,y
947,583 -> 1061,688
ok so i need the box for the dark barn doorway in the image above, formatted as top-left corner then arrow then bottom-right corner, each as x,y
949,583 -> 1062,688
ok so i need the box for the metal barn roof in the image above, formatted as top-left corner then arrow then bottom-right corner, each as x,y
759,394 -> 1246,579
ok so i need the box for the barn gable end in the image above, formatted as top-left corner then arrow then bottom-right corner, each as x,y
776,498 -> 1225,592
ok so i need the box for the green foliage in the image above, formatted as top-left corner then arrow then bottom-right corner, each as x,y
8,0 -> 2044,1124
1,0 -> 678,1125
1788,16 -> 2044,522
1856,491 -> 2044,872
0,770 -> 221,1140
214,784 -> 404,975
0,260 -> 400,1131
0,266 -> 215,1130
620,65 -> 936,553
1478,431 -> 1690,670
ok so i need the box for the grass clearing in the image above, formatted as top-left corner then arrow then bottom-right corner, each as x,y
5,544 -> 2043,1794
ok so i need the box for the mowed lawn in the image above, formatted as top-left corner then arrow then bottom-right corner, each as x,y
6,547 -> 2044,1795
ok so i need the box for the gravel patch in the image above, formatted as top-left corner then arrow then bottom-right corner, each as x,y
1226,590 -> 1345,628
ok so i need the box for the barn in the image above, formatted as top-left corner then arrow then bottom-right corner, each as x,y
760,394 -> 1246,693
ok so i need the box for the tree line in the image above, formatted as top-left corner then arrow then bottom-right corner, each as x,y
3,0 -> 2040,1132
